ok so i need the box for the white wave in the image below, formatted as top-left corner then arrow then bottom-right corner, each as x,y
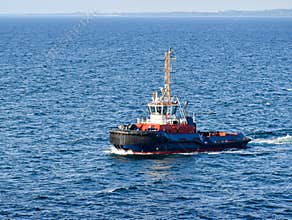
107,147 -> 200,156
107,146 -> 135,155
102,188 -> 116,193
251,134 -> 292,145
205,151 -> 223,155
177,152 -> 199,155
205,149 -> 249,155
100,186 -> 129,194
286,88 -> 292,91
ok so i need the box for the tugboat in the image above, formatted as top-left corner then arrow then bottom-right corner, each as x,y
110,48 -> 250,155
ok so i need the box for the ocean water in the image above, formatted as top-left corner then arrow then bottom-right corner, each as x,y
0,17 -> 291,219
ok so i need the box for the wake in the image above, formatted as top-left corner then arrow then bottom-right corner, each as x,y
251,134 -> 292,145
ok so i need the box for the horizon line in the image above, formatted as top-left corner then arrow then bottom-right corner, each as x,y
0,8 -> 292,16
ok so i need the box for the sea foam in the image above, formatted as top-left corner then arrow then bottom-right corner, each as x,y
251,134 -> 292,145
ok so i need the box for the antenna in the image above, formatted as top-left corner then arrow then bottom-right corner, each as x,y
164,48 -> 176,100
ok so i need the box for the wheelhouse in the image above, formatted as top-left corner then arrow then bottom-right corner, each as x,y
148,104 -> 178,115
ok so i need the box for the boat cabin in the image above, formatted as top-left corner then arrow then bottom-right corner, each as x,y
148,104 -> 177,115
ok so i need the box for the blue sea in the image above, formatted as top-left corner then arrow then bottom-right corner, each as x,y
0,16 -> 291,219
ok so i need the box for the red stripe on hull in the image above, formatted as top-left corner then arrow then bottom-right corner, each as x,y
130,146 -> 247,155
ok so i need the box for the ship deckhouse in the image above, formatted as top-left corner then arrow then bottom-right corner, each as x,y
137,48 -> 187,126
147,91 -> 179,125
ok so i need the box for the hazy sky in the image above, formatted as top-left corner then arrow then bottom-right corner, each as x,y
1,0 -> 292,14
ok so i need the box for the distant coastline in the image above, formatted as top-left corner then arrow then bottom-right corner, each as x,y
1,9 -> 292,17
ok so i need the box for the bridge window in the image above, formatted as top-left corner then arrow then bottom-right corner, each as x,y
171,106 -> 177,115
163,106 -> 168,115
150,106 -> 155,113
157,106 -> 162,114
149,105 -> 171,115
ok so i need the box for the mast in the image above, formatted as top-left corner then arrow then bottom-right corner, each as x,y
164,48 -> 175,100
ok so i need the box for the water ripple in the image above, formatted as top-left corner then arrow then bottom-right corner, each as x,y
0,17 -> 291,219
